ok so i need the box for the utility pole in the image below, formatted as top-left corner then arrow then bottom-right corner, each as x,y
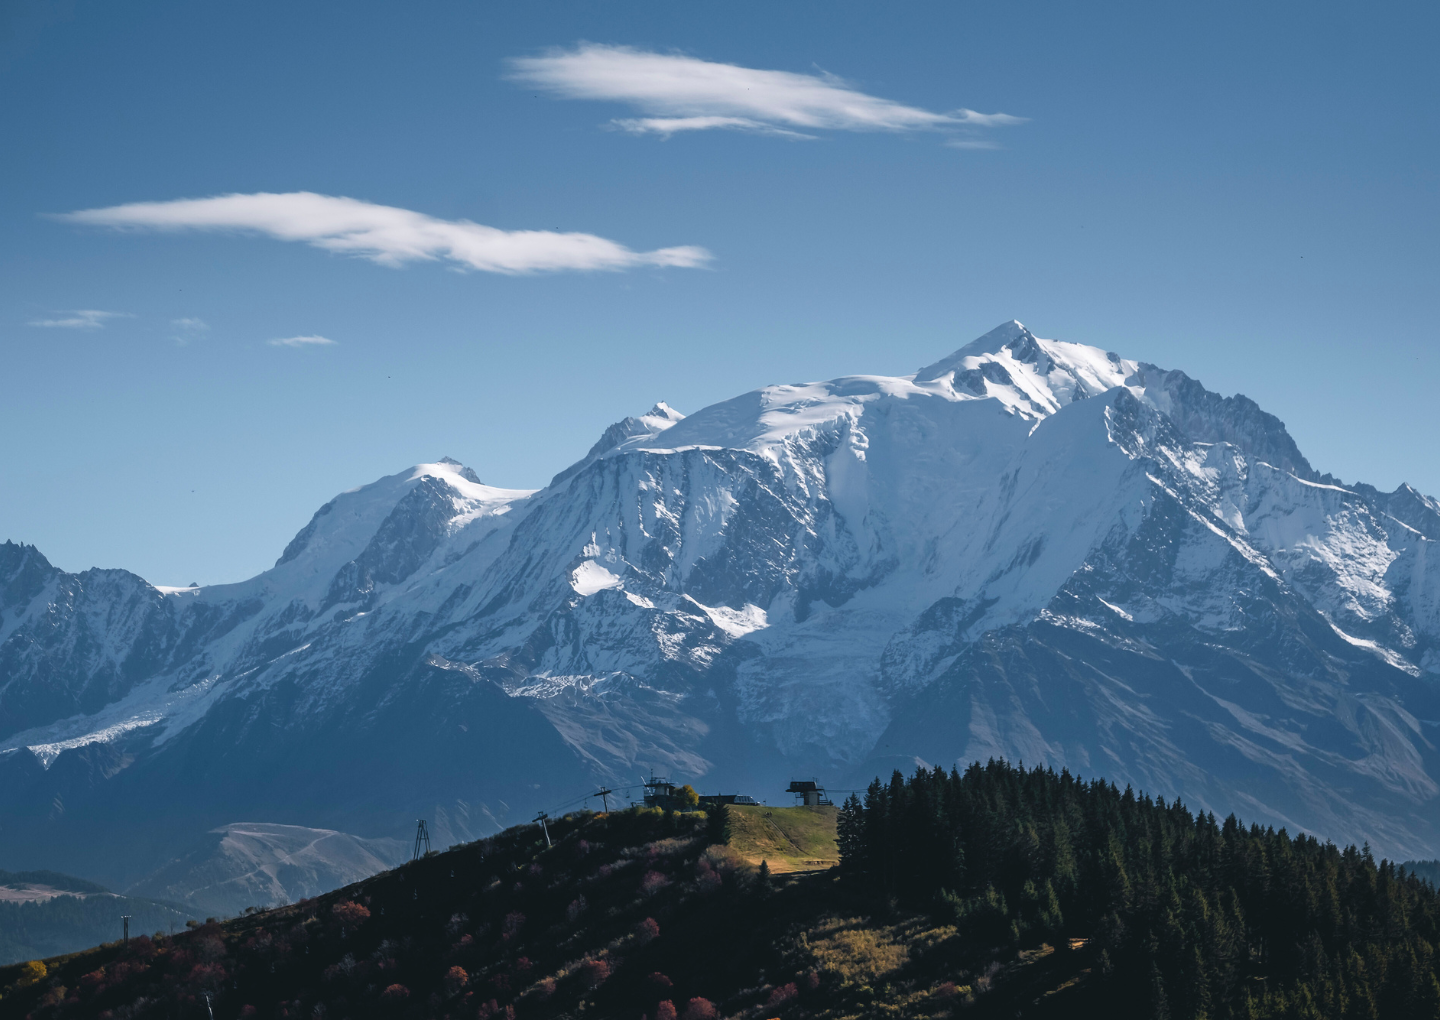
535,811 -> 551,848
122,915 -> 131,946
594,787 -> 614,812
413,819 -> 431,860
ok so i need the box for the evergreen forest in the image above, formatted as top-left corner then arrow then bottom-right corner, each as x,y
838,761 -> 1440,1017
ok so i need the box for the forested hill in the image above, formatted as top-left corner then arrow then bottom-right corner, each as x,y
838,762 -> 1440,1017
5,763 -> 1440,1019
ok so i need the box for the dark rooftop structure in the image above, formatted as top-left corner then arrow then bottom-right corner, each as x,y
786,779 -> 831,807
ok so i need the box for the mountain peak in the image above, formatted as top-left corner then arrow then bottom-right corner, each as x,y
915,320 -> 1036,381
645,402 -> 684,423
549,402 -> 687,488
435,457 -> 483,485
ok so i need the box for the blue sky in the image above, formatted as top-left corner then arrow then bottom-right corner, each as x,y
2,0 -> 1436,585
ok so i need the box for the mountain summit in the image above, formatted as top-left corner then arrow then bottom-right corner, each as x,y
2,322 -> 1438,886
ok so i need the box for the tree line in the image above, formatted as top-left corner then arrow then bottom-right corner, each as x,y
837,760 -> 1440,1019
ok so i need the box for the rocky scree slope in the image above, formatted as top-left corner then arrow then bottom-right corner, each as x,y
2,322 -> 1439,878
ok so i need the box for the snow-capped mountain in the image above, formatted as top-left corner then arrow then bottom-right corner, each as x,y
3,321 -> 1439,885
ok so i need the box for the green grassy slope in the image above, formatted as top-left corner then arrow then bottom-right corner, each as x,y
725,806 -> 838,872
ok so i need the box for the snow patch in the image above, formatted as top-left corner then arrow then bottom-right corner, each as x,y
27,716 -> 163,769
1325,618 -> 1421,676
688,599 -> 770,637
572,560 -> 623,596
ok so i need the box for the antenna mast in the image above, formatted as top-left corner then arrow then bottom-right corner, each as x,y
412,819 -> 432,860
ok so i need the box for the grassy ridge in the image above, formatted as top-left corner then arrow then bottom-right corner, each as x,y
725,806 -> 838,872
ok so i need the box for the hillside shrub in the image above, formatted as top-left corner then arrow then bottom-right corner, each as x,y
331,901 -> 370,926
680,996 -> 716,1020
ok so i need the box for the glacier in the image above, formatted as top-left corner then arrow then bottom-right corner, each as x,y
2,320 -> 1438,886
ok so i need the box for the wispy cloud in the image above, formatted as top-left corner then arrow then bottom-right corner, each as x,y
28,309 -> 131,329
507,44 -> 1024,141
268,335 -> 337,348
56,192 -> 711,274
171,316 -> 209,347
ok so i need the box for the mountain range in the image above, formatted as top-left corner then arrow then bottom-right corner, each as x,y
2,320 -> 1438,892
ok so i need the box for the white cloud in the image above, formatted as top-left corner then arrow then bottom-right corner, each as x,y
171,317 -> 209,347
57,192 -> 711,274
268,335 -> 337,348
28,309 -> 131,329
508,44 -> 1025,140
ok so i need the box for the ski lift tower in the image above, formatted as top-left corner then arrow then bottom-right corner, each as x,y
786,779 -> 831,807
643,772 -> 677,809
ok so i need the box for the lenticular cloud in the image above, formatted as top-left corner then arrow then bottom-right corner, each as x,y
57,192 -> 711,275
508,43 -> 1024,139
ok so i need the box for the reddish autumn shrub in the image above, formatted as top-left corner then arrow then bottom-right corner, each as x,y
767,982 -> 799,1007
80,968 -> 107,991
648,972 -> 673,989
187,962 -> 227,988
681,997 -> 717,1020
566,896 -> 587,922
635,916 -> 661,945
381,983 -> 410,1001
332,900 -> 371,926
502,911 -> 525,937
195,936 -> 226,963
655,1000 -> 678,1020
696,859 -> 722,894
476,998 -> 501,1019
445,966 -> 469,995
514,956 -> 533,976
934,981 -> 959,999
122,935 -> 155,960
239,1008 -> 258,1018
640,870 -> 670,896
578,958 -> 611,990
534,976 -> 557,1000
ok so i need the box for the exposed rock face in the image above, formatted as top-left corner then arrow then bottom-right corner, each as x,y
2,321 -> 1438,885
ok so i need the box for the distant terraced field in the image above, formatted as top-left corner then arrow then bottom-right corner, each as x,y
725,805 -> 838,872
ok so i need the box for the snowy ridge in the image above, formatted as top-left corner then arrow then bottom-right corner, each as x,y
3,320 -> 1440,876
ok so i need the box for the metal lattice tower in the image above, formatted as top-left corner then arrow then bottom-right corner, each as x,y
413,819 -> 432,860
